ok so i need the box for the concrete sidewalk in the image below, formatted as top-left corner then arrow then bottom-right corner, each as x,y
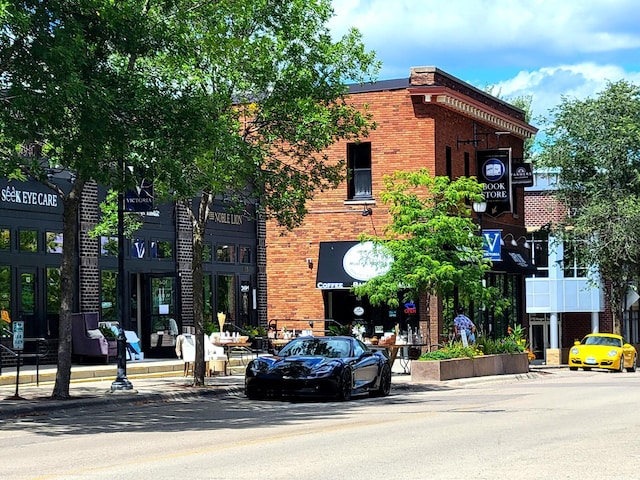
0,360 -> 246,420
0,359 -> 560,420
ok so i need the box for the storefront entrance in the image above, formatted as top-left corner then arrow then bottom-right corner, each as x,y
135,273 -> 179,358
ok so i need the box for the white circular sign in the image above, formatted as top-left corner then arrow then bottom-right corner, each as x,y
343,241 -> 392,281
354,306 -> 365,316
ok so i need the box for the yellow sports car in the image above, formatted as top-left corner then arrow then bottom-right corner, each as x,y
569,333 -> 637,372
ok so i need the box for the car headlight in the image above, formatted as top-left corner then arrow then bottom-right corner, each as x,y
571,348 -> 579,355
608,350 -> 618,357
311,362 -> 339,377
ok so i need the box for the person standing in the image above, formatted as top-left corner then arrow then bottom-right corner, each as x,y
453,307 -> 476,344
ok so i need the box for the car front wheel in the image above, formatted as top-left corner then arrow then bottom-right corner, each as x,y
337,367 -> 352,401
371,363 -> 392,397
619,356 -> 626,372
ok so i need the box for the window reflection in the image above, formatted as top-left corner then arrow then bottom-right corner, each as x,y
46,232 -> 63,254
19,230 -> 38,252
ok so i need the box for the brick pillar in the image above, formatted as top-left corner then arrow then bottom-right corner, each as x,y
78,181 -> 100,314
175,202 -> 193,329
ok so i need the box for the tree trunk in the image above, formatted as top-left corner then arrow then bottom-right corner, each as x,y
191,194 -> 213,387
51,181 -> 84,400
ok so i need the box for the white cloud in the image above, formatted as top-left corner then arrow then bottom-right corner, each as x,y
329,0 -> 640,130
494,63 -> 640,125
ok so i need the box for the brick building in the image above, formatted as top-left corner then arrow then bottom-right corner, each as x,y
265,67 -> 538,346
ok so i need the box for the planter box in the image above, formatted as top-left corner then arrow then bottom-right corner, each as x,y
411,353 -> 529,381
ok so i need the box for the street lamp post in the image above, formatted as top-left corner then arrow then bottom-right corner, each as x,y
472,200 -> 487,337
111,163 -> 134,392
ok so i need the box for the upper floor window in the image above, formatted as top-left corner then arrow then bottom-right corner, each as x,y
151,240 -> 173,260
0,229 -> 9,250
19,229 -> 38,252
46,232 -> 63,254
529,231 -> 549,278
101,236 -> 118,257
216,244 -> 235,263
239,246 -> 252,264
563,238 -> 588,278
347,142 -> 372,200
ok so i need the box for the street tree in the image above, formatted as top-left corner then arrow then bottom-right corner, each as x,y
353,170 -> 506,344
149,0 -> 378,386
0,1 -> 245,398
1,0 -> 378,392
537,80 -> 640,335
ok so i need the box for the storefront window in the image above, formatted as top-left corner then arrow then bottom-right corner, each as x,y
0,229 -> 9,250
203,244 -> 212,262
0,266 -> 10,311
46,232 -> 63,254
151,240 -> 173,259
46,268 -> 60,314
217,274 -> 236,322
216,244 -> 235,263
19,230 -> 38,252
204,275 -> 213,323
101,270 -> 118,322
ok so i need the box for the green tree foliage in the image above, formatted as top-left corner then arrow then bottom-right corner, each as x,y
537,80 -> 640,335
146,1 -> 378,386
353,170 -> 506,317
1,1 -> 378,390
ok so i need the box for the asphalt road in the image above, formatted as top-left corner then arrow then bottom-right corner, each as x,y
1,368 -> 639,480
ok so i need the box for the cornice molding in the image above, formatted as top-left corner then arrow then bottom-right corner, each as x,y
408,87 -> 538,139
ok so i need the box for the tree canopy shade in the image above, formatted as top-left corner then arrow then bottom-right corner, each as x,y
353,170 -> 506,320
537,80 -> 640,335
1,0 -> 379,391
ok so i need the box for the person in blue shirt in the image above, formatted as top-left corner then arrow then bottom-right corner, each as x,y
453,307 -> 476,344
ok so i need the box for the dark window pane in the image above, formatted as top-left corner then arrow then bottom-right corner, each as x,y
19,230 -> 37,252
0,230 -> 9,250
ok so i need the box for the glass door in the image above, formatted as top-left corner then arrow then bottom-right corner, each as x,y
18,267 -> 38,338
147,275 -> 178,357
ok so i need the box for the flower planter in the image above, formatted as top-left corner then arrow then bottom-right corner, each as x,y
410,353 -> 529,381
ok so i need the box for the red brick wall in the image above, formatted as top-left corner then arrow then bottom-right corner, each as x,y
524,191 -> 566,227
266,87 -> 528,328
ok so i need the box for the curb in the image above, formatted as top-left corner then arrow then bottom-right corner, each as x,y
0,381 -> 245,420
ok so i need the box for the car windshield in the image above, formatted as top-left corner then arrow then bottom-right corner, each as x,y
583,336 -> 622,347
279,338 -> 352,358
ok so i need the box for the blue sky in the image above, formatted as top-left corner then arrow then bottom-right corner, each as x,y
329,0 -> 640,127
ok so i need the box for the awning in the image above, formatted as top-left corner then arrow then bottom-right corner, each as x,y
315,241 -> 392,290
490,248 -> 537,275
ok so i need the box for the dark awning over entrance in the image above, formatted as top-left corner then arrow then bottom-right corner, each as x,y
316,241 -> 362,290
316,241 -> 392,290
490,248 -> 537,275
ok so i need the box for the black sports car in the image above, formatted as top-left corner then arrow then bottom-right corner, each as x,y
245,336 -> 392,401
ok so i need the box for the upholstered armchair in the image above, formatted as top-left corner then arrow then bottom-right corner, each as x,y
71,313 -> 109,363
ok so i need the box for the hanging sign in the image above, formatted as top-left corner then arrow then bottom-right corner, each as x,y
511,162 -> 533,186
477,148 -> 512,217
125,179 -> 154,212
482,230 -> 502,261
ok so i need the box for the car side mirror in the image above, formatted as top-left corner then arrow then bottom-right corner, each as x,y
574,340 -> 580,346
360,351 -> 373,358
